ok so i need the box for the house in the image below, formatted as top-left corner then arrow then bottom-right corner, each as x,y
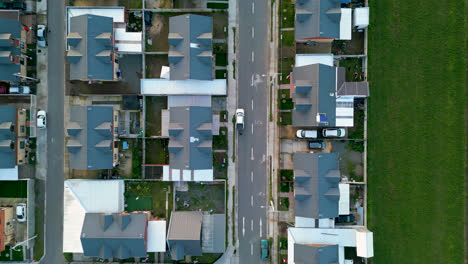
294,153 -> 349,226
166,106 -> 213,181
66,106 -> 119,170
167,211 -> 203,261
80,213 -> 148,259
288,226 -> 373,264
295,0 -> 352,41
63,180 -> 125,253
0,11 -> 25,83
0,206 -> 14,253
0,105 -> 27,180
66,14 -> 119,81
292,63 -> 368,127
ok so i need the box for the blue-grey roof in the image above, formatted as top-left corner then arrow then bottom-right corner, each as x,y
293,64 -> 340,127
80,213 -> 147,259
295,0 -> 341,40
168,14 -> 213,80
202,214 -> 225,253
294,153 -> 340,219
0,105 -> 16,168
67,14 -> 115,81
67,106 -> 114,170
167,211 -> 203,261
0,17 -> 21,82
294,243 -> 338,264
168,106 -> 212,170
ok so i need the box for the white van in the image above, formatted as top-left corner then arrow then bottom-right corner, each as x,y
296,129 -> 318,139
9,86 -> 30,94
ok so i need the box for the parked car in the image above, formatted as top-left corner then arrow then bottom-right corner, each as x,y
296,129 -> 318,139
235,108 -> 244,134
0,85 -> 7,94
308,141 -> 326,150
335,214 -> 355,224
0,2 -> 11,9
9,86 -> 30,94
11,1 -> 26,10
260,239 -> 269,261
37,25 -> 47,47
37,110 -> 46,129
16,203 -> 26,222
322,128 -> 346,138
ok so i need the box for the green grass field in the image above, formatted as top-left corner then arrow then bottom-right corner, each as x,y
367,1 -> 466,263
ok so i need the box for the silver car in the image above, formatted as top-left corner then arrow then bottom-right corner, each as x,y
37,25 -> 47,48
322,128 -> 346,138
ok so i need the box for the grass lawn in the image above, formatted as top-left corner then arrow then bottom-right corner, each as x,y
279,112 -> 292,126
131,139 -> 142,179
145,96 -> 167,136
175,182 -> 225,213
145,138 -> 169,165
215,69 -> 227,79
278,89 -> 293,110
278,197 -> 289,211
0,181 -> 27,198
213,152 -> 228,179
281,30 -> 295,47
367,0 -> 466,263
213,127 -> 228,149
0,246 -> 23,261
338,58 -> 364,82
278,56 -> 294,84
125,181 -> 173,219
280,169 -> 293,181
207,2 -> 228,9
279,0 -> 294,28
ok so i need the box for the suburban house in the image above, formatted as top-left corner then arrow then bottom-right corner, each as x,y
80,212 -> 148,259
66,106 -> 119,170
291,63 -> 368,127
167,211 -> 225,260
0,11 -> 26,83
295,0 -> 352,41
0,105 -> 27,181
140,14 -> 227,181
294,153 -> 349,227
63,180 -> 167,255
0,206 -> 14,253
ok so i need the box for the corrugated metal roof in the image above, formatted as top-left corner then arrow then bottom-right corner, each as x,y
0,106 -> 16,168
295,0 -> 342,40
0,17 -> 20,82
167,211 -> 203,260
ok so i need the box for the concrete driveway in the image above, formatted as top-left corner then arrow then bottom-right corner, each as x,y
280,139 -> 309,153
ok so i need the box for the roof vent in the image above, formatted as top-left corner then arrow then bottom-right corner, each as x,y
329,92 -> 335,96
190,137 -> 199,143
190,43 -> 201,48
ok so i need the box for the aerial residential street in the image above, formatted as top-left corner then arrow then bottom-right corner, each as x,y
42,0 -> 65,262
237,0 -> 269,262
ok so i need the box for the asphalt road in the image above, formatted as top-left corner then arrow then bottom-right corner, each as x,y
237,0 -> 270,262
41,0 -> 65,263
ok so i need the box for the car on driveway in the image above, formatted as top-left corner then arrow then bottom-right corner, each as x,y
37,110 -> 46,129
322,128 -> 346,138
37,25 -> 47,47
260,239 -> 269,261
235,108 -> 245,134
308,141 -> 326,150
16,203 -> 26,222
296,129 -> 317,139
0,85 -> 7,94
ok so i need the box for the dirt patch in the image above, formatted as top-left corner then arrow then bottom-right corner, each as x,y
145,96 -> 167,136
145,0 -> 171,8
280,125 -> 296,139
71,169 -> 107,179
145,54 -> 168,78
213,13 -> 228,39
146,14 -> 169,52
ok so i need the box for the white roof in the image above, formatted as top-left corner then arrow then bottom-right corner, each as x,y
63,180 -> 124,253
336,97 -> 354,127
354,7 -> 370,28
340,8 -> 352,40
296,54 -> 334,67
168,95 -> 212,107
160,66 -> 170,79
163,167 -> 214,181
141,79 -> 227,96
114,28 -> 142,53
339,183 -> 350,215
356,227 -> 374,258
0,167 -> 18,180
67,7 -> 125,24
147,220 -> 167,252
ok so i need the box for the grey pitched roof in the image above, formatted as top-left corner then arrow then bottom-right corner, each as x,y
0,106 -> 16,168
0,17 -> 20,82
202,214 -> 225,253
337,81 -> 369,97
294,243 -> 338,264
292,64 -> 341,127
67,14 -> 115,81
167,211 -> 203,260
295,0 -> 342,40
168,14 -> 213,80
294,153 -> 340,219
67,106 -> 114,170
80,213 -> 147,259
168,106 -> 212,171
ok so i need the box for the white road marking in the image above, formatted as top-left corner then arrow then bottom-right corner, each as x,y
251,74 -> 254,86
251,99 -> 254,110
251,242 -> 253,255
242,217 -> 245,237
252,27 -> 255,38
252,2 -> 254,14
251,147 -> 254,160
251,123 -> 254,135
251,219 -> 254,231
251,171 -> 253,182
251,51 -> 254,62
259,218 -> 263,237
251,195 -> 253,207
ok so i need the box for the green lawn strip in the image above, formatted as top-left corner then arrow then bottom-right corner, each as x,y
279,112 -> 292,126
0,181 -> 27,198
213,152 -> 228,179
232,186 -> 236,245
215,69 -> 227,79
131,139 -> 142,179
278,197 -> 289,211
278,89 -> 293,110
347,108 -> 364,139
338,58 -> 363,82
145,138 -> 169,164
213,127 -> 228,149
280,30 -> 294,47
279,0 -> 294,28
0,246 -> 23,261
207,2 -> 228,9
367,0 -> 466,263
278,56 -> 294,84
280,169 -> 293,181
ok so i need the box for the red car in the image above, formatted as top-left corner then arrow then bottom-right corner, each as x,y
0,86 -> 7,94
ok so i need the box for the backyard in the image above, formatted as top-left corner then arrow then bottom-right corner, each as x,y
124,181 -> 173,219
145,139 -> 169,165
367,0 -> 466,263
175,182 -> 225,213
0,181 -> 27,198
145,96 -> 167,136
